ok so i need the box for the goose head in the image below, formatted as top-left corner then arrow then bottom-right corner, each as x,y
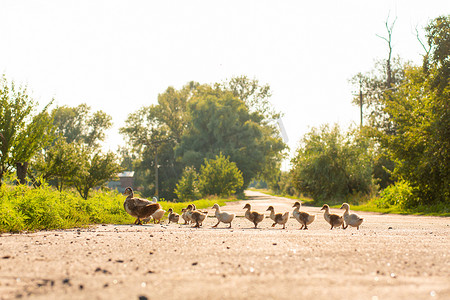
292,202 -> 301,208
212,203 -> 220,210
340,203 -> 350,210
243,203 -> 251,210
266,206 -> 275,212
320,204 -> 330,211
123,187 -> 133,196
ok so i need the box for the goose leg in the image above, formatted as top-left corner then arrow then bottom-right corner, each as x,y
212,221 -> 220,228
300,224 -> 304,230
228,223 -> 232,228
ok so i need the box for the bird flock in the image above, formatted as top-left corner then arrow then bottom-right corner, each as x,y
123,187 -> 364,230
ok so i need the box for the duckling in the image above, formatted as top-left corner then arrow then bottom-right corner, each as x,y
340,203 -> 364,230
123,187 -> 161,225
181,208 -> 190,224
211,203 -> 235,228
151,208 -> 166,224
185,204 -> 197,224
321,204 -> 344,230
266,206 -> 289,229
292,202 -> 316,230
167,208 -> 180,224
188,204 -> 208,228
142,196 -> 164,224
243,203 -> 265,228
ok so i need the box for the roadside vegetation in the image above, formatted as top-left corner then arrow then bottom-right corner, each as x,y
259,15 -> 449,216
0,178 -> 235,233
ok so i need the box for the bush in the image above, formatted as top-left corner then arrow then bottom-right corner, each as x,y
175,166 -> 201,201
198,153 -> 244,197
376,180 -> 417,209
290,124 -> 375,203
0,182 -> 135,233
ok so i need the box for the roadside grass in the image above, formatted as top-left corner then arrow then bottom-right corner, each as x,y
249,188 -> 449,217
0,183 -> 239,233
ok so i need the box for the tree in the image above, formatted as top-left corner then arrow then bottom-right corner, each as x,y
72,151 -> 122,199
176,86 -> 277,188
220,75 -> 279,120
373,15 -> 449,205
198,153 -> 244,197
376,65 -> 449,205
52,103 -> 112,148
290,124 -> 374,202
174,166 -> 201,201
120,80 -> 286,197
32,139 -> 85,191
0,75 -> 54,185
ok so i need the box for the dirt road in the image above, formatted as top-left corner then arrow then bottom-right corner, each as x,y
1,191 -> 449,299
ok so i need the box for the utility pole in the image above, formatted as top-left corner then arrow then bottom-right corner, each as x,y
154,144 -> 159,200
359,77 -> 363,129
146,138 -> 172,201
360,87 -> 363,129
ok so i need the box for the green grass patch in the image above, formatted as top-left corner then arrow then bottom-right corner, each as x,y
250,188 -> 449,216
0,183 -> 238,233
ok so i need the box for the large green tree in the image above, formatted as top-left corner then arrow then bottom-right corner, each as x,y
0,75 -> 53,185
290,124 -> 374,202
368,15 -> 449,205
119,83 -> 196,198
120,79 -> 286,198
176,85 -> 283,188
375,15 -> 449,205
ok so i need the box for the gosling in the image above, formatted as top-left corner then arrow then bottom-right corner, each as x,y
211,203 -> 235,228
292,202 -> 315,230
321,204 -> 344,230
266,206 -> 289,229
340,203 -> 364,230
243,203 -> 265,228
167,208 -> 180,224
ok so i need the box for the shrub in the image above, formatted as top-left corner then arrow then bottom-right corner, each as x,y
198,153 -> 244,197
376,180 -> 416,209
290,124 -> 374,203
174,166 -> 201,201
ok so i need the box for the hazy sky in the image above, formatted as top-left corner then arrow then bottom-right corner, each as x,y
1,1 -> 448,163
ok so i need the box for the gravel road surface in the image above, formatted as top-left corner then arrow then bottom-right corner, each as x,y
0,190 -> 449,300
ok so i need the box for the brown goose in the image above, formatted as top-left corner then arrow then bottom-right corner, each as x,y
123,187 -> 161,225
